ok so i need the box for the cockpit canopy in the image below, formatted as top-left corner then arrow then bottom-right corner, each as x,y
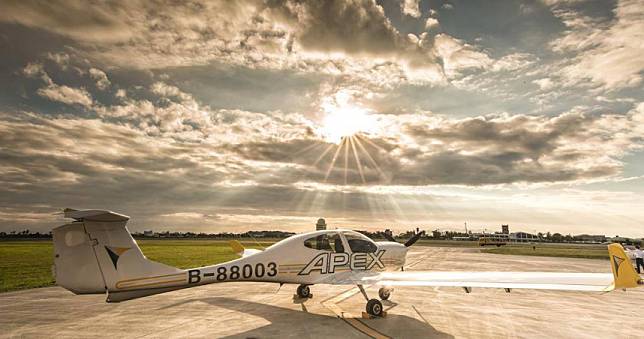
302,230 -> 377,253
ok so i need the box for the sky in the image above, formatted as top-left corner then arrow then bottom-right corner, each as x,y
0,0 -> 643,236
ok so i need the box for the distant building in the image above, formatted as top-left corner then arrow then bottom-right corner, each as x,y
501,225 -> 509,234
316,218 -> 327,231
143,230 -> 153,237
576,234 -> 606,243
510,232 -> 539,243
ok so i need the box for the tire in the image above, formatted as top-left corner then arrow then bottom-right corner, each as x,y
366,299 -> 383,317
378,288 -> 391,300
296,284 -> 311,298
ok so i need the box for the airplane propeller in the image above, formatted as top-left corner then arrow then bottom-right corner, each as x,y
383,230 -> 426,247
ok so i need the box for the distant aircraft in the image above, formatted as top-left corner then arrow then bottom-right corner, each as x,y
53,209 -> 642,317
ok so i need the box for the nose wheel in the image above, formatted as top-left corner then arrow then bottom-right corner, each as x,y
296,284 -> 312,298
366,299 -> 383,317
357,284 -> 387,317
378,287 -> 392,300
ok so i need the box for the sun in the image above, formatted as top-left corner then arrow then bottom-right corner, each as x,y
320,101 -> 376,144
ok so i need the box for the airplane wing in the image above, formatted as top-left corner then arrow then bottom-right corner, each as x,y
330,271 -> 615,291
322,244 -> 642,292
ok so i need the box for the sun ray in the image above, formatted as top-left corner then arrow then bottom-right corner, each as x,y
386,194 -> 406,221
312,143 -> 336,167
354,134 -> 388,181
324,138 -> 345,182
348,136 -> 366,184
292,141 -> 323,158
343,137 -> 349,185
356,133 -> 388,154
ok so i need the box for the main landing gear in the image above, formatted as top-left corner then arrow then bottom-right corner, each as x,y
296,284 -> 312,298
358,285 -> 392,317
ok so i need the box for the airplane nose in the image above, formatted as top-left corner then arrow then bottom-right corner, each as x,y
377,242 -> 408,268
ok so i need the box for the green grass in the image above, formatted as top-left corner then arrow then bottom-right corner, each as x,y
481,244 -> 609,260
0,239 -> 274,293
0,241 -> 54,292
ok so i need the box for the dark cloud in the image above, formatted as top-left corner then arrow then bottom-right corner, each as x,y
267,0 -> 402,54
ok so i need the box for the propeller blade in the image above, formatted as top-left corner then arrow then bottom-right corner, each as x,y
404,230 -> 425,247
383,233 -> 397,242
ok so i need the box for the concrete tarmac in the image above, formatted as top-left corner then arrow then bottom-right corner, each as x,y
2,247 -> 644,338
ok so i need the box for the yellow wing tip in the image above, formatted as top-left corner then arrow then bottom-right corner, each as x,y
229,240 -> 244,256
607,243 -> 642,289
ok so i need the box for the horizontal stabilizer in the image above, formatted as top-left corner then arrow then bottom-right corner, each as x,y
229,240 -> 262,257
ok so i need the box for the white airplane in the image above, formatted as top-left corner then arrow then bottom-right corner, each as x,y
53,209 -> 642,317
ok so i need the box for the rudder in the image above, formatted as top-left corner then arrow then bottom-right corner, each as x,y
607,243 -> 643,289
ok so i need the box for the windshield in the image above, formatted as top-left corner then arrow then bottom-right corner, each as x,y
343,231 -> 377,253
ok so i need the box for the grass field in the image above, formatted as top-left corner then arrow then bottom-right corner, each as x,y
0,239 -> 272,293
481,243 -> 610,260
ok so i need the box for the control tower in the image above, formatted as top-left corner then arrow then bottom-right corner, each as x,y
316,218 -> 327,231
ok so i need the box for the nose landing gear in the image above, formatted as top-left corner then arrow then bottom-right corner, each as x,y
378,287 -> 392,300
296,284 -> 312,298
366,299 -> 383,317
357,284 -> 387,317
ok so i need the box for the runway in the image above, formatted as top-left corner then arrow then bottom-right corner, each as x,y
2,247 -> 643,338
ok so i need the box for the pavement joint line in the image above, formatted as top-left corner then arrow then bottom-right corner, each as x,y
411,304 -> 430,325
321,286 -> 391,339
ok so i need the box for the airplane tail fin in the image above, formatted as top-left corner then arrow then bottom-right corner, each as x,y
607,243 -> 643,289
52,209 -> 186,301
229,240 -> 262,258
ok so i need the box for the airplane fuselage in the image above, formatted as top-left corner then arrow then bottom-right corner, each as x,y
181,231 -> 407,287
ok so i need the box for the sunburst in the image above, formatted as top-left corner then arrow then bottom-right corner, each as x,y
316,102 -> 386,185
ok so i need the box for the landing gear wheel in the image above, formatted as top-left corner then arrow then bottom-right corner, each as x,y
366,299 -> 383,317
378,288 -> 391,300
297,284 -> 311,298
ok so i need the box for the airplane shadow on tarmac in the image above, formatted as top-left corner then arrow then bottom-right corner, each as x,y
158,297 -> 453,338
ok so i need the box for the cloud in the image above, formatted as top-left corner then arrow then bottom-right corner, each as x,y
1,98 -> 643,233
115,89 -> 127,98
37,84 -> 93,107
424,17 -> 439,30
533,78 -> 555,91
88,68 -> 110,90
22,62 -> 49,82
433,34 -> 492,78
22,62 -> 93,107
401,0 -> 421,18
0,1 -> 135,42
150,81 -> 192,101
548,0 -> 644,90
46,52 -> 70,69
221,104 -> 644,186
401,107 -> 644,185
269,0 -> 405,56
0,0 -> 498,88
